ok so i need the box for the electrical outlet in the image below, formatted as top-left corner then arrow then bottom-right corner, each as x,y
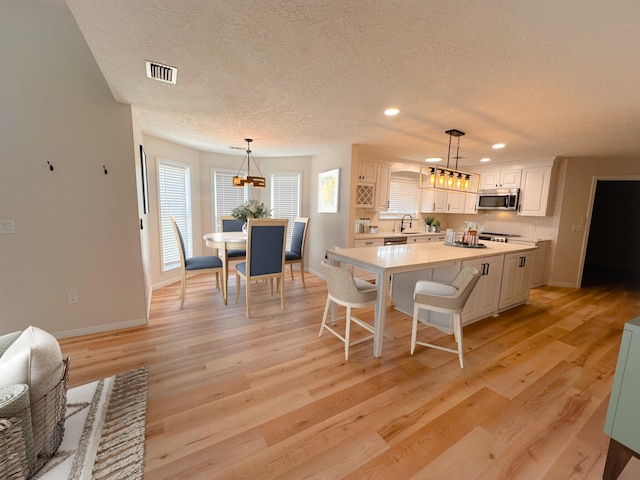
0,219 -> 16,234
67,291 -> 79,304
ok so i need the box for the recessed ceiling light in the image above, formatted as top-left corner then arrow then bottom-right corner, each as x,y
384,108 -> 400,116
492,143 -> 505,149
425,157 -> 442,163
480,158 -> 491,163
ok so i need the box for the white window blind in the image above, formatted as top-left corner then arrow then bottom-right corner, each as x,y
380,177 -> 419,218
270,172 -> 301,249
213,170 -> 247,231
158,160 -> 192,272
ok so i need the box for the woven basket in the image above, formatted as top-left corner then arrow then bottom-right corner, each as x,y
0,357 -> 69,480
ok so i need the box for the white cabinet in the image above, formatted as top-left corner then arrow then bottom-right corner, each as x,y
420,189 -> 447,213
406,234 -> 445,244
508,239 -> 550,287
353,238 -> 384,280
374,163 -> 391,211
447,192 -> 465,213
499,251 -> 535,310
518,166 -> 552,216
465,192 -> 478,214
356,160 -> 377,184
461,255 -> 504,324
480,168 -> 522,189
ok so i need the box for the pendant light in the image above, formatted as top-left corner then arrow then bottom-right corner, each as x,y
232,138 -> 266,188
420,129 -> 479,194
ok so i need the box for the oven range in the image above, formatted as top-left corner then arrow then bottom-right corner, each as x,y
477,232 -> 522,243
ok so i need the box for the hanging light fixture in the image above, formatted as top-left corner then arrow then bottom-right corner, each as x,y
232,138 -> 266,188
420,129 -> 479,194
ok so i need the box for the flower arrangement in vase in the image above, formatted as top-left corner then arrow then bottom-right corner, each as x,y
231,200 -> 271,232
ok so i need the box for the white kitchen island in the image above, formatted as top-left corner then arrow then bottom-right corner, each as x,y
327,241 -> 537,357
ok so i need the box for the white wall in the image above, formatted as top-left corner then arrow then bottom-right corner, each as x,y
0,0 -> 147,336
308,146 -> 353,276
143,135 -> 314,287
553,157 -> 640,287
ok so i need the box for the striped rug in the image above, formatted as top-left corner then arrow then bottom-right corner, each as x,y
35,367 -> 148,480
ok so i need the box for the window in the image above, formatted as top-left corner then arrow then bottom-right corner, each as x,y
379,176 -> 419,219
158,160 -> 191,272
270,172 -> 301,249
213,170 -> 247,232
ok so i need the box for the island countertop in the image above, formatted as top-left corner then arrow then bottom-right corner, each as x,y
326,241 -> 537,358
330,240 -> 536,274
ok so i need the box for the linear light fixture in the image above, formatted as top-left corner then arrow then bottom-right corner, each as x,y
232,139 -> 266,188
419,129 -> 479,194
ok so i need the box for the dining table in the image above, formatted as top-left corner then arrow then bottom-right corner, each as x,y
203,231 -> 247,304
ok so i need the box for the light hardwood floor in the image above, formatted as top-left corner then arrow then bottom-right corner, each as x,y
58,271 -> 640,479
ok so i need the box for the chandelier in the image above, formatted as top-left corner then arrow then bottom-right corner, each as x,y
420,129 -> 479,194
232,138 -> 266,188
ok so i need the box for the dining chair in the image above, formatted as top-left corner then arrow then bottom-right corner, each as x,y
410,266 -> 481,368
235,218 -> 288,318
220,215 -> 247,258
319,261 -> 377,361
170,216 -> 223,309
285,217 -> 310,286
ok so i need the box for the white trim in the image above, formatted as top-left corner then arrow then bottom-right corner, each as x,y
52,318 -> 147,339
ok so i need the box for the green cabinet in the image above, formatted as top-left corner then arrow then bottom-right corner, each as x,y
603,316 -> 640,479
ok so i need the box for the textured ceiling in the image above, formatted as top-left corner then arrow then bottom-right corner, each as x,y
63,0 -> 640,166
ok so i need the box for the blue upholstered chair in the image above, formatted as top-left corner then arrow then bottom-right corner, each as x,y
235,218 -> 288,318
285,217 -> 310,286
220,216 -> 247,259
170,216 -> 223,309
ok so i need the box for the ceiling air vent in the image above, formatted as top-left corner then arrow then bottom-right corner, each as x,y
145,60 -> 177,84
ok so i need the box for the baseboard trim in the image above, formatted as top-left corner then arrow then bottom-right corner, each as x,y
53,317 -> 147,339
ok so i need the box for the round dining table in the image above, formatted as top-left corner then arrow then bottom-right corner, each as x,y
203,231 -> 247,304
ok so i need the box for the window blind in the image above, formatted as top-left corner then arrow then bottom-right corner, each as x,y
270,172 -> 301,249
213,170 -> 247,231
380,177 -> 419,218
158,160 -> 192,271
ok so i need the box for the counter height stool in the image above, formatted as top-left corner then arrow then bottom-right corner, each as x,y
411,266 -> 481,368
319,261 -> 377,361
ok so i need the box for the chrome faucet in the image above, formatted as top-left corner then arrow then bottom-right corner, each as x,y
400,214 -> 413,232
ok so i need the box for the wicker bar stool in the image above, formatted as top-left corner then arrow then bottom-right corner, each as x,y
319,261 -> 378,361
411,266 -> 481,368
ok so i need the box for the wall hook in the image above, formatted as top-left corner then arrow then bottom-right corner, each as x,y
47,161 -> 54,171
103,165 -> 108,175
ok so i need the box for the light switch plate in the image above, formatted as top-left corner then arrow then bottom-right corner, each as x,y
0,219 -> 16,234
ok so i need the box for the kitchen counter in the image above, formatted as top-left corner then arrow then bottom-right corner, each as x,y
354,231 -> 443,240
327,241 -> 537,357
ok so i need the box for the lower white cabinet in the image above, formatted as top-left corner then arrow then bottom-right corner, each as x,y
353,238 -> 384,280
461,255 -> 504,324
407,234 -> 445,244
499,251 -> 535,309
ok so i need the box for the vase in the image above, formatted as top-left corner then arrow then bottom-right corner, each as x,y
242,222 -> 247,234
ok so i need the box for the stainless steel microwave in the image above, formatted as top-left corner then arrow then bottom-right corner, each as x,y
477,188 -> 520,211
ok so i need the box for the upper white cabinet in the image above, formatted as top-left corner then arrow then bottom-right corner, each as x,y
420,189 -> 447,213
447,192 -> 465,213
518,165 -> 552,216
356,160 -> 377,184
480,168 -> 522,189
355,160 -> 391,210
374,163 -> 391,211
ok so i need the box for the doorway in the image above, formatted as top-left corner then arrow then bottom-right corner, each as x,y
581,180 -> 640,288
